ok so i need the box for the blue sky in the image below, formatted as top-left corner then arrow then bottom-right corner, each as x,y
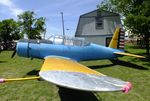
0,0 -> 101,38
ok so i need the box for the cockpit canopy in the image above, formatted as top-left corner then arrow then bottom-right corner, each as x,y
19,35 -> 90,47
48,35 -> 90,46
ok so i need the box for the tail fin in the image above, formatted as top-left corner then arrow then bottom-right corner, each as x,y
109,27 -> 125,49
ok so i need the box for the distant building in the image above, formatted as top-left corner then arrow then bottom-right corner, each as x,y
75,9 -> 122,46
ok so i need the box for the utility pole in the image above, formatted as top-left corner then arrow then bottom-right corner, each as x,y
43,23 -> 46,39
61,12 -> 65,36
43,28 -> 46,39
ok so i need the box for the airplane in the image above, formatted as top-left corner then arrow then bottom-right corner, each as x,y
0,27 -> 145,93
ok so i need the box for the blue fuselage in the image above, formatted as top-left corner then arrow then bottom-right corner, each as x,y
16,39 -> 122,61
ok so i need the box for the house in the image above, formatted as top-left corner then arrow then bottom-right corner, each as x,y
75,9 -> 122,46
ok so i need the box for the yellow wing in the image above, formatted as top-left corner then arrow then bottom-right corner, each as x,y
40,57 -> 104,76
114,52 -> 145,58
39,57 -> 131,92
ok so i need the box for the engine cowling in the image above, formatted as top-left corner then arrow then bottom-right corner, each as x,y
16,39 -> 30,57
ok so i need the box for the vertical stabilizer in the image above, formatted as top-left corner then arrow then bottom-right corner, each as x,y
109,27 -> 125,49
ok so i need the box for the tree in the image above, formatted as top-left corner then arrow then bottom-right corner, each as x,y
0,19 -> 22,42
99,0 -> 150,55
18,11 -> 46,39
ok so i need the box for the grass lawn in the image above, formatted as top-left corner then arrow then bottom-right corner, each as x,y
0,44 -> 150,101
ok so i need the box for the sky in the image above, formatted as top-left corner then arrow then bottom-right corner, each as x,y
0,0 -> 101,38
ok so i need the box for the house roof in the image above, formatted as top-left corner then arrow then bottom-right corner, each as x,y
80,9 -> 120,18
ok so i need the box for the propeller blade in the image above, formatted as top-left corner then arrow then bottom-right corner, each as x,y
11,50 -> 16,58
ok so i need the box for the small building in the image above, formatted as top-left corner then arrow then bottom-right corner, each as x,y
75,9 -> 122,46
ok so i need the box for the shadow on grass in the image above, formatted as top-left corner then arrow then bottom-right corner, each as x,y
58,86 -> 101,101
0,61 -> 7,63
110,59 -> 149,70
88,64 -> 115,69
141,55 -> 150,62
87,59 -> 148,70
26,69 -> 39,76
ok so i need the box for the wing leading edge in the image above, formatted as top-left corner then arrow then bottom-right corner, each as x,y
39,57 -> 132,93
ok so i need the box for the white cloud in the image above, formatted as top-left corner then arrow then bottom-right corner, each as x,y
0,0 -> 24,17
10,7 -> 24,16
0,0 -> 13,6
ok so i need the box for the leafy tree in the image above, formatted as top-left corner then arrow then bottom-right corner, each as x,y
18,11 -> 46,39
99,0 -> 150,55
0,19 -> 22,42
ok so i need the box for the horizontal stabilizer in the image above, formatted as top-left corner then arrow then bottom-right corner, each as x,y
114,52 -> 145,58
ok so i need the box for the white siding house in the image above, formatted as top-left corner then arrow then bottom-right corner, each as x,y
75,9 -> 122,46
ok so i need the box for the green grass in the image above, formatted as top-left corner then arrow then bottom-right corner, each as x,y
0,45 -> 150,101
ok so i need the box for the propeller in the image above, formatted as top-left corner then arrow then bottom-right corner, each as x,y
11,50 -> 16,58
11,41 -> 18,58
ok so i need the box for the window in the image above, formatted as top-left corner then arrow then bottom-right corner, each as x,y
95,17 -> 104,29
